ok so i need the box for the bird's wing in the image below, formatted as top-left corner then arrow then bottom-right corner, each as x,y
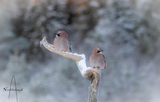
104,59 -> 106,64
68,42 -> 72,52
103,55 -> 107,69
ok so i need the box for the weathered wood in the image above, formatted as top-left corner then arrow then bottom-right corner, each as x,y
40,36 -> 101,102
86,69 -> 100,102
40,37 -> 82,62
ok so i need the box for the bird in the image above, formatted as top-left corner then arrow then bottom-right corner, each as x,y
53,30 -> 72,52
90,46 -> 106,69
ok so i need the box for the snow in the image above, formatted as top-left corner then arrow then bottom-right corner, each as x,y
41,40 -> 91,78
74,53 -> 91,77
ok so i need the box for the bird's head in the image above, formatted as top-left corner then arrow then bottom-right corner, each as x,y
55,30 -> 68,38
93,46 -> 103,54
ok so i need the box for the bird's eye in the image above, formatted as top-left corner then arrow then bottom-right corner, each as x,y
97,50 -> 100,53
57,33 -> 61,36
97,48 -> 100,53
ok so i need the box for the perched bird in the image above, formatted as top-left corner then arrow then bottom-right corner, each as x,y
90,46 -> 106,69
53,30 -> 72,52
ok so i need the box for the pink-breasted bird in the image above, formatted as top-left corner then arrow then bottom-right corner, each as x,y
90,46 -> 106,69
53,30 -> 72,52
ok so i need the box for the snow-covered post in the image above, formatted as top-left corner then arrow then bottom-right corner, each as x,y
40,37 -> 101,102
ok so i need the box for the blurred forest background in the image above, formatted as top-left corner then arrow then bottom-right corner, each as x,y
0,0 -> 160,102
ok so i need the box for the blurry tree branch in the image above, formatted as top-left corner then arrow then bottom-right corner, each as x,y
40,37 -> 101,102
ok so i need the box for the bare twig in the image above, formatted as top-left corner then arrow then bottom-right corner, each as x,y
40,36 -> 101,102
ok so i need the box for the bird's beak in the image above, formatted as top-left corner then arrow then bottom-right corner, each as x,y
100,50 -> 103,54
